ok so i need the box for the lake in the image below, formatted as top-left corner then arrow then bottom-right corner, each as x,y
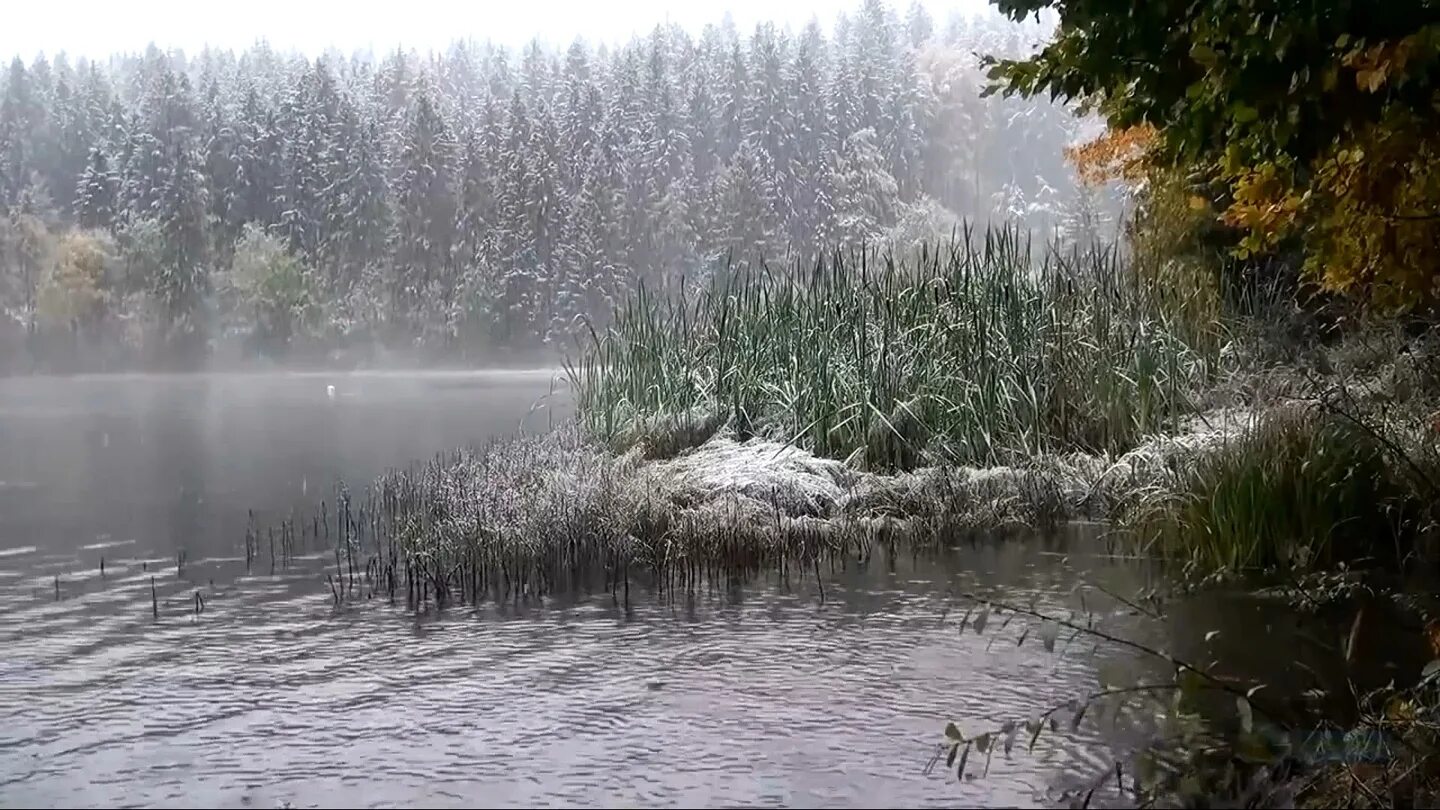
0,372 -> 1335,808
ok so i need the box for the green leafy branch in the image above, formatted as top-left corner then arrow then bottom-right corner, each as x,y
929,590 -> 1298,806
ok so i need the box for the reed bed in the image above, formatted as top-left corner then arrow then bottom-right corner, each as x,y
252,395 -> 1435,608
566,226 -> 1224,471
251,428 -> 885,609
1128,402 -> 1436,575
252,412 -> 1290,610
243,230 -> 1440,603
362,428 -> 890,607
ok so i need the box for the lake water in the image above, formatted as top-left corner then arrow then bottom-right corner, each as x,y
0,372 -> 1340,808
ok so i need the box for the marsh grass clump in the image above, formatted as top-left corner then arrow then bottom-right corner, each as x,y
298,424 -> 1200,610
314,427 -> 887,609
567,226 -> 1223,472
613,407 -> 728,460
1134,405 -> 1422,574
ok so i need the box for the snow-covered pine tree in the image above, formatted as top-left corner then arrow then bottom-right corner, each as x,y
719,42 -> 747,165
716,137 -> 780,268
0,58 -> 39,208
200,74 -> 242,264
906,1 -> 935,51
389,83 -> 457,340
787,19 -> 830,253
151,128 -> 209,367
49,59 -> 92,217
74,147 -> 119,231
835,126 -> 899,250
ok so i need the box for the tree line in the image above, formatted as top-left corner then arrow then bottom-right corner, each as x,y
0,1 -> 1108,372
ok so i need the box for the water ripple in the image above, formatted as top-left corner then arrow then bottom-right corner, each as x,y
0,538 -> 1164,808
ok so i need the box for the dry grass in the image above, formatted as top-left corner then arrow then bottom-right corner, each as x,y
336,404 -> 1318,605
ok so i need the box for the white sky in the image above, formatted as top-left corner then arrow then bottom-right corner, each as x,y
3,0 -> 993,61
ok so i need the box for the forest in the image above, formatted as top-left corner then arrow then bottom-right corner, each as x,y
4,1 -> 1440,804
0,2 -> 1109,373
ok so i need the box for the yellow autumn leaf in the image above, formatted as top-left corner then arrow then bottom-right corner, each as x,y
1385,696 -> 1416,723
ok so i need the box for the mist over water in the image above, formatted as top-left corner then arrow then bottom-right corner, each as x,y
0,371 -> 566,561
0,0 -> 1355,805
0,372 -> 1357,808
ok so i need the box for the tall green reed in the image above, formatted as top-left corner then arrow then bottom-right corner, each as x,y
1132,407 -> 1416,573
567,224 -> 1223,470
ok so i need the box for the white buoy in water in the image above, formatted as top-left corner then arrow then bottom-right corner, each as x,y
326,384 -> 336,400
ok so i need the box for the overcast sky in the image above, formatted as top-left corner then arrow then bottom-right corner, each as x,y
2,0 -> 994,61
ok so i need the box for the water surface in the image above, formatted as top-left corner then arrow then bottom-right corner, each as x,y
0,372 -> 1327,808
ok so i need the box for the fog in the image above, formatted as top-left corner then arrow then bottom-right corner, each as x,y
3,0 -> 995,58
0,0 -> 1111,375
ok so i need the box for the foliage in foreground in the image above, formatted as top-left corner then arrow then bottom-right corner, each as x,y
986,0 -> 1440,311
567,229 -> 1220,471
934,586 -> 1440,808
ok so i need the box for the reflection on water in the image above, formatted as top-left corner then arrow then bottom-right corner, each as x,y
0,372 -> 1338,808
1,538 -> 1164,809
0,371 -> 565,561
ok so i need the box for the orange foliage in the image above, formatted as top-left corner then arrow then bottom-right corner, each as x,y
1065,124 -> 1159,186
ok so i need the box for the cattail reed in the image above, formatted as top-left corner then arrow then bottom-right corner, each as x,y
566,229 -> 1221,471
246,510 -> 255,573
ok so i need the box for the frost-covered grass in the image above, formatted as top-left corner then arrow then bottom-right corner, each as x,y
339,413 -> 1269,604
308,392 -> 1439,608
556,227 -> 1440,580
1126,404 -> 1426,574
566,226 -> 1222,471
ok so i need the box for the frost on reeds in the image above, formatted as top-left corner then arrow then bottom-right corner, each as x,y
350,405 -> 1271,604
325,234 -> 1440,597
327,390 -> 1436,607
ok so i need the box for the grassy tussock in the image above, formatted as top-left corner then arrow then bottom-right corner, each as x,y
562,224 -> 1440,580
1129,404 -> 1431,574
566,227 -> 1222,471
365,427 -> 872,602
313,390 -> 1435,604
353,412 -> 1295,601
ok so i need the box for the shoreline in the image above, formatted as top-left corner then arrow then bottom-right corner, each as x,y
354,397 -> 1299,579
